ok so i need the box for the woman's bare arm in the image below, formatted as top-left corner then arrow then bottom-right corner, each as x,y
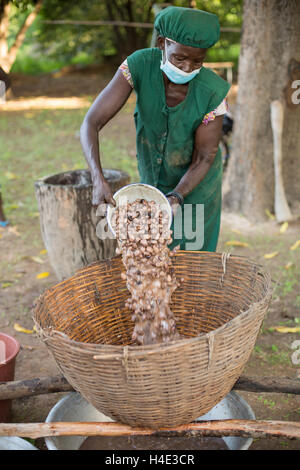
80,69 -> 132,206
171,115 -> 224,199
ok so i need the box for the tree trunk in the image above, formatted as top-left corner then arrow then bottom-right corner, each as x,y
104,0 -> 156,61
0,1 -> 10,72
34,169 -> 130,281
223,0 -> 300,221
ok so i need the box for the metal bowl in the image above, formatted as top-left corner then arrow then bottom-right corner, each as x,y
45,391 -> 255,451
0,437 -> 38,450
106,183 -> 172,237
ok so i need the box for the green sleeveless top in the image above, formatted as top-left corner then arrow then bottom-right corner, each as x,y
127,48 -> 230,251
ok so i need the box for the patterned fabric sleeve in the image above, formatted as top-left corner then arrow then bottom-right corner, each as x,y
119,59 -> 134,88
119,58 -> 229,124
202,98 -> 229,125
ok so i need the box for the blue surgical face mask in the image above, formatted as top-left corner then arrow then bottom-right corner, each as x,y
160,42 -> 202,84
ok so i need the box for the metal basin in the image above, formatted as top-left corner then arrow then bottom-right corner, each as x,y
0,437 -> 38,450
106,182 -> 173,236
45,391 -> 255,451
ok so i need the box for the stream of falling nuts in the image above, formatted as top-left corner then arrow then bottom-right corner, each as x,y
113,198 -> 182,346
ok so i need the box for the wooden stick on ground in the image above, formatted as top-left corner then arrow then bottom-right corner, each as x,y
234,375 -> 300,395
0,375 -> 73,400
1,375 -> 300,401
0,419 -> 300,440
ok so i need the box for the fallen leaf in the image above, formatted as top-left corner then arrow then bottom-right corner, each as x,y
4,171 -> 18,180
264,251 -> 279,259
36,272 -> 50,279
13,323 -> 34,334
1,282 -> 12,288
279,222 -> 289,234
30,256 -> 44,264
6,203 -> 20,210
265,209 -> 275,220
285,262 -> 294,270
39,249 -> 47,255
290,240 -> 300,251
270,325 -> 300,333
231,229 -> 243,235
225,240 -> 249,247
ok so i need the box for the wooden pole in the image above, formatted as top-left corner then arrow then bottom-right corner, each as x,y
42,20 -> 241,33
43,19 -> 154,28
270,100 -> 293,222
0,419 -> 300,440
1,374 -> 300,401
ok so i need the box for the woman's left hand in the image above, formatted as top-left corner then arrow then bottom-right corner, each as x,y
167,195 -> 180,217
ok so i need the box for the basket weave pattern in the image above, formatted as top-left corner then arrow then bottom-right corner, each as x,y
34,251 -> 272,428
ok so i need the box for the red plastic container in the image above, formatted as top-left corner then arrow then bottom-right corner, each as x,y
0,332 -> 20,422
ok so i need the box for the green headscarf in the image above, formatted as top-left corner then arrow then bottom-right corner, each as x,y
154,6 -> 220,49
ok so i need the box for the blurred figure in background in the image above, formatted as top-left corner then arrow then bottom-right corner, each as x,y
0,188 -> 8,227
0,66 -> 10,226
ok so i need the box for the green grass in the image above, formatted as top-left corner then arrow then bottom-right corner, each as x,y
253,344 -> 293,367
0,105 -> 138,245
258,396 -> 276,409
272,264 -> 300,301
223,227 -> 300,308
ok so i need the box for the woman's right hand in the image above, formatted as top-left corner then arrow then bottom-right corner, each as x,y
92,178 -> 116,208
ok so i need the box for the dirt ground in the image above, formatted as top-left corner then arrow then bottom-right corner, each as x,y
0,70 -> 299,451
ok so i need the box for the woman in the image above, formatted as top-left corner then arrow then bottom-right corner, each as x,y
80,6 -> 230,251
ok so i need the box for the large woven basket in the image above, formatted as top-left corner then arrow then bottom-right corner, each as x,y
34,251 -> 272,429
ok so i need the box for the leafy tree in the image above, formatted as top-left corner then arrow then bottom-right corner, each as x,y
37,1 -> 172,65
190,0 -> 242,64
0,0 -> 42,72
1,0 -> 242,75
34,0 -> 242,66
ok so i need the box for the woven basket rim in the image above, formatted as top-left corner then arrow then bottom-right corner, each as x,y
35,250 -> 272,295
33,265 -> 273,359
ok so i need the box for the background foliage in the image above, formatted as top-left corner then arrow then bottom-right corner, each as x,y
5,0 -> 242,75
